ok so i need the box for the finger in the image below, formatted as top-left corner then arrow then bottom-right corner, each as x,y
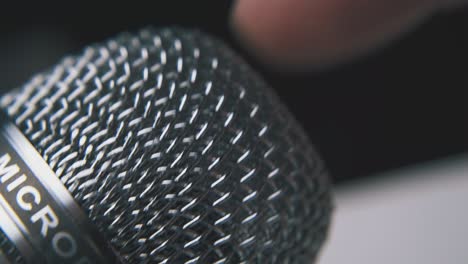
232,0 -> 460,69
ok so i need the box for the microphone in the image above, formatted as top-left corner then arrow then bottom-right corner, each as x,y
0,28 -> 332,263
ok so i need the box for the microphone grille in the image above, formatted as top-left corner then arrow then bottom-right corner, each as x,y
1,28 -> 332,263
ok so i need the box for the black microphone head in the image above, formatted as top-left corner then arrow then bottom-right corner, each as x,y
1,28 -> 332,263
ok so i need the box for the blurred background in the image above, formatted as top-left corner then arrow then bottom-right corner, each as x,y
0,2 -> 466,183
0,1 -> 466,263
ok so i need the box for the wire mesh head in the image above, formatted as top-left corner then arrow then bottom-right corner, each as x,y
1,28 -> 332,263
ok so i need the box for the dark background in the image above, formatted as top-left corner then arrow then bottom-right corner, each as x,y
0,2 -> 466,183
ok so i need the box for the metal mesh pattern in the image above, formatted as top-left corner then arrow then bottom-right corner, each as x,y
1,28 -> 332,263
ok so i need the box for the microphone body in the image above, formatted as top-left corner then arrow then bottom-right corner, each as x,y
0,28 -> 332,263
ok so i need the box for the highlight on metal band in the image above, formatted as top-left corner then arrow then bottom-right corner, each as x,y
0,111 -> 121,264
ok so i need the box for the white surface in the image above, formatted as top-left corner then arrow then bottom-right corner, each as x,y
320,155 -> 468,264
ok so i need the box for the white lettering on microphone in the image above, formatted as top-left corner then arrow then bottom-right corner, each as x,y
0,153 -> 82,260
53,231 -> 77,258
31,205 -> 59,236
17,185 -> 41,210
0,153 -> 20,183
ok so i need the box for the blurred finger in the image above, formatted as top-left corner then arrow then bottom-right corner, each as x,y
232,0 -> 461,69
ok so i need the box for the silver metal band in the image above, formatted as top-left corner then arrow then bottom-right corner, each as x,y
0,111 -> 122,264
0,248 -> 12,264
0,193 -> 37,263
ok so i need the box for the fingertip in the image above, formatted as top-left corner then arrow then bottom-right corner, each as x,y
231,0 -> 318,70
232,0 -> 445,71
230,0 -> 280,66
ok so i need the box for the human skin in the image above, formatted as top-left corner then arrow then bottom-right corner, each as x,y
232,0 -> 466,70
